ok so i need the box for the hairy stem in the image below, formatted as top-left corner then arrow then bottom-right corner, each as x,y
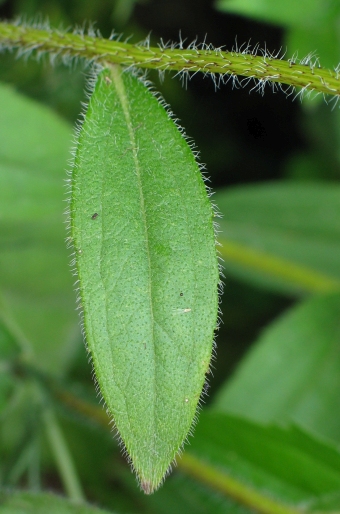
0,21 -> 340,97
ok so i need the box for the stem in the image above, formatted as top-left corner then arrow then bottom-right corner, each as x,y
54,388 -> 110,427
28,435 -> 41,490
42,408 -> 85,502
0,293 -> 33,357
219,238 -> 340,294
0,21 -> 340,97
178,453 -> 301,514
7,439 -> 36,486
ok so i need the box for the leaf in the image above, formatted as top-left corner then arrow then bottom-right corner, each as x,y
213,293 -> 340,444
71,66 -> 219,493
0,83 -> 79,373
58,411 -> 250,514
0,491 -> 114,514
0,371 -> 16,419
182,412 -> 340,512
286,22 -> 340,70
53,379 -> 340,513
0,311 -> 21,362
215,0 -> 340,78
0,315 -> 20,417
215,182 -> 340,295
215,0 -> 329,27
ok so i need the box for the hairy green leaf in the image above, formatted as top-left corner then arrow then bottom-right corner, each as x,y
213,293 -> 340,444
71,66 -> 219,493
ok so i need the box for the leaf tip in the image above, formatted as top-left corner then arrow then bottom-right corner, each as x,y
138,467 -> 169,495
140,480 -> 157,495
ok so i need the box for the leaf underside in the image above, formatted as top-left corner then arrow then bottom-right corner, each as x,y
71,65 -> 219,492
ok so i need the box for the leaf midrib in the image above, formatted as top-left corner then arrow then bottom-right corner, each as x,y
109,65 -> 157,456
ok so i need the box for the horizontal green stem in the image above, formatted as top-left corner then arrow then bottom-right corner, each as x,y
0,21 -> 340,96
53,385 -> 110,427
219,238 -> 340,294
178,453 -> 301,514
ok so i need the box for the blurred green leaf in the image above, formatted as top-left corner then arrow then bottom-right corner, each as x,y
215,0 -> 340,85
0,83 -> 79,374
284,154 -> 331,181
183,411 -> 340,512
0,372 -> 16,419
0,491 -> 114,514
0,312 -> 21,417
111,0 -> 140,26
0,312 -> 21,362
215,0 -> 327,27
215,182 -> 340,295
286,21 -> 340,70
0,380 -> 43,487
213,293 -> 340,444
147,472 -> 253,514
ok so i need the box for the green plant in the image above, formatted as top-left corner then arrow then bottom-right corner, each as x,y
1,3 -> 340,514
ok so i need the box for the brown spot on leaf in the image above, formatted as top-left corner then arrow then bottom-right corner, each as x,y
141,481 -> 153,495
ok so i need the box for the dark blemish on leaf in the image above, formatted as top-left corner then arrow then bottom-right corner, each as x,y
133,122 -> 143,131
91,213 -> 99,220
121,145 -> 134,157
180,292 -> 184,296
141,481 -> 153,495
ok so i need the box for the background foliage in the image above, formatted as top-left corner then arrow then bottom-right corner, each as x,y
1,0 -> 340,513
